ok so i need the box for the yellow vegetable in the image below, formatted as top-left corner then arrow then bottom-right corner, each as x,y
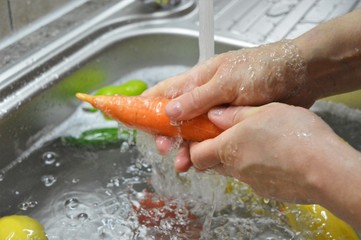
282,203 -> 359,240
0,215 -> 47,240
323,89 -> 361,110
226,179 -> 359,239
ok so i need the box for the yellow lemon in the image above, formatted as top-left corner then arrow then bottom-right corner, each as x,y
282,204 -> 359,240
0,215 -> 47,240
226,179 -> 359,239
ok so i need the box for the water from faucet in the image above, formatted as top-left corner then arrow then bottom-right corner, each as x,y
198,0 -> 214,63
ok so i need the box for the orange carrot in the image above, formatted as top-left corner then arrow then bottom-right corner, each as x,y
76,93 -> 223,142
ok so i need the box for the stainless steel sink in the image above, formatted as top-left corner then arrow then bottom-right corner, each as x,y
0,1 -> 361,238
0,26 -> 249,169
0,0 -> 197,167
0,25 -> 263,238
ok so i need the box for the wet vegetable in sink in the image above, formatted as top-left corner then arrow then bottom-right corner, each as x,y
74,79 -> 359,238
0,215 -> 47,240
61,128 -> 136,149
63,80 -> 148,148
75,94 -> 223,142
95,79 -> 148,96
86,79 -> 148,113
282,203 -> 359,239
226,179 -> 359,239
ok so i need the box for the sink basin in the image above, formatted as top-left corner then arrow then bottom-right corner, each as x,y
0,27 -> 259,239
0,13 -> 360,239
0,26 -> 242,169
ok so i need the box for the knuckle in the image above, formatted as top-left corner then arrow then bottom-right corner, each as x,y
217,137 -> 238,167
189,87 -> 203,109
231,107 -> 244,125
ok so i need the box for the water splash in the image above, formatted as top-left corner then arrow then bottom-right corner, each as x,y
19,201 -> 38,211
65,198 -> 80,210
133,131 -> 295,238
42,151 -> 58,165
41,175 -> 57,187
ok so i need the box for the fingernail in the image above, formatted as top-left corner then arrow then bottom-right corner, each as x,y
210,107 -> 224,117
166,101 -> 182,118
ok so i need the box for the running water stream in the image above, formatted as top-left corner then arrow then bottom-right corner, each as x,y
133,1 -> 295,239
198,0 -> 214,63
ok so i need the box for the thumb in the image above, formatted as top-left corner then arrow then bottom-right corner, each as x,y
208,106 -> 261,129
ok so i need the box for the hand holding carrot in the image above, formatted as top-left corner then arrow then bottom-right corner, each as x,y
190,102 -> 361,232
141,10 -> 361,232
76,94 -> 222,142
142,40 -> 315,121
142,40 -> 315,171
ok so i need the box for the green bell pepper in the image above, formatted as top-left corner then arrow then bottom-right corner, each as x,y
61,128 -> 136,149
86,79 -> 148,114
73,80 -> 147,148
95,79 -> 148,96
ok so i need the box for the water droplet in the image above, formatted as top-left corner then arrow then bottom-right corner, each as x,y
42,151 -> 57,165
19,202 -> 29,211
77,213 -> 88,222
28,201 -> 38,208
170,119 -> 182,127
177,207 -> 189,217
65,198 -> 80,209
104,190 -> 113,196
72,178 -> 80,184
0,172 -> 4,182
120,142 -> 129,153
106,177 -> 121,188
41,175 -> 57,187
18,201 -> 38,211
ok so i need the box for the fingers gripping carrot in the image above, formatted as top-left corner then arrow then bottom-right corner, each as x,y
76,93 -> 223,142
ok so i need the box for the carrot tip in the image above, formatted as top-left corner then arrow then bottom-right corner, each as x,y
76,93 -> 92,103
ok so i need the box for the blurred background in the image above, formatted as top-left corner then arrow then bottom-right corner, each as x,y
2,0 -> 361,69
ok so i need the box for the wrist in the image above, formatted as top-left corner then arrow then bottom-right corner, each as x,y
293,10 -> 361,99
307,137 -> 361,230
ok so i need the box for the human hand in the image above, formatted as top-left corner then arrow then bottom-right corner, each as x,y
143,40 -> 316,121
141,9 -> 361,229
143,40 -> 318,169
186,103 -> 350,203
